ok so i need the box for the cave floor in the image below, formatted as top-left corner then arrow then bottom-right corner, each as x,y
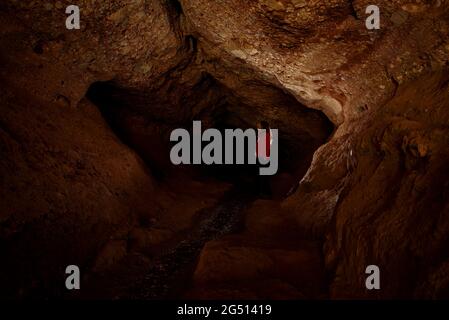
77,178 -> 253,299
76,175 -> 327,300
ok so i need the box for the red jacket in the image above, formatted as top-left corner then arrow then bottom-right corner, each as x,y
256,129 -> 271,159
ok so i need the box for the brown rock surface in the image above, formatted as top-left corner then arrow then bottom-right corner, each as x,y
0,87 -> 155,297
0,0 -> 187,297
187,200 -> 327,299
324,71 -> 449,299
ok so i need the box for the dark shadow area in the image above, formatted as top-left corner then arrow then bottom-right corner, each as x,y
86,76 -> 334,199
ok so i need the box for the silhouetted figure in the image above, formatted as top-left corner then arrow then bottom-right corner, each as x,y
256,121 -> 272,160
256,121 -> 273,197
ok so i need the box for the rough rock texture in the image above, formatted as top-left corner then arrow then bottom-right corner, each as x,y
0,0 -> 184,298
1,0 -> 449,299
180,0 -> 449,126
325,72 -> 449,299
0,86 -> 156,297
179,0 -> 449,299
187,200 -> 327,299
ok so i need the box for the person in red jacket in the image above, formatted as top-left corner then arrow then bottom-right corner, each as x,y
256,121 -> 272,161
256,121 -> 272,196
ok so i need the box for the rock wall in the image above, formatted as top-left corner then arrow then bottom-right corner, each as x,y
325,72 -> 449,298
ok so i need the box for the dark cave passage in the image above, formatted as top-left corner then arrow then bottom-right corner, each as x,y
82,78 -> 335,298
86,77 -> 334,199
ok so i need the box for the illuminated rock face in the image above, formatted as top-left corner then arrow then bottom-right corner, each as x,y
324,72 -> 449,299
0,0 -> 449,299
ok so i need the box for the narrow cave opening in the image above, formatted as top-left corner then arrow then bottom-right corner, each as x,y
86,77 -> 334,199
